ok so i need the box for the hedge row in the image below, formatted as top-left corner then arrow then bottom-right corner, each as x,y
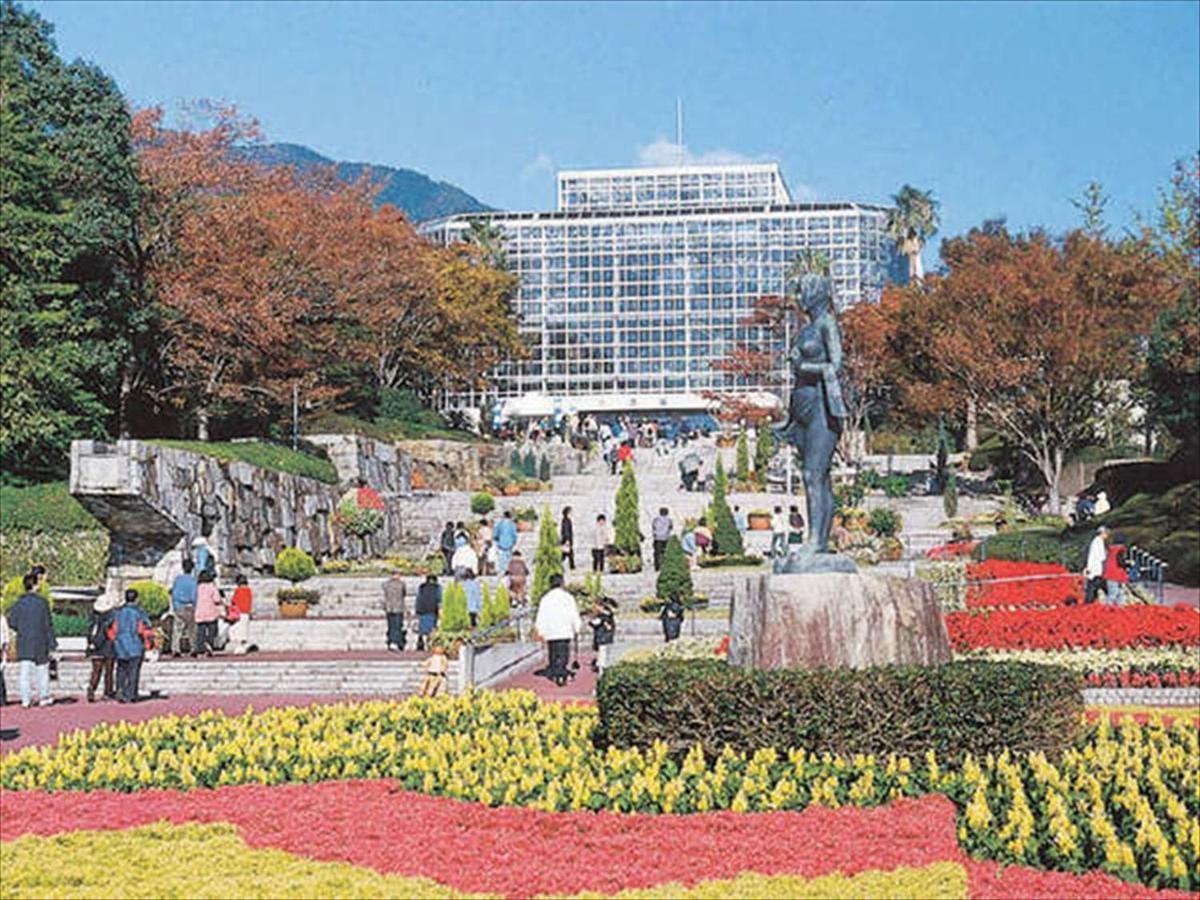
595,659 -> 1083,761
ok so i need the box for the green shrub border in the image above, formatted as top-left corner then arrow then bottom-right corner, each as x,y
595,659 -> 1083,761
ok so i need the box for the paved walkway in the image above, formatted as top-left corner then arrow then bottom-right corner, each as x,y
1163,582 -> 1200,609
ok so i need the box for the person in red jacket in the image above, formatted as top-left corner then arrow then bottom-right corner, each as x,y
227,573 -> 253,654
1103,542 -> 1129,606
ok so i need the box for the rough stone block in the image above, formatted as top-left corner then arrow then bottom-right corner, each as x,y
730,572 -> 951,671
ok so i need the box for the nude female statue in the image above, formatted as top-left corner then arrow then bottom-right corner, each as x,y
776,273 -> 847,554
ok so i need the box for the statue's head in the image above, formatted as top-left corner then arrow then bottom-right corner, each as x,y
797,274 -> 834,317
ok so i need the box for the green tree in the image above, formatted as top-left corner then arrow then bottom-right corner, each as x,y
0,1 -> 142,478
438,581 -> 470,632
708,457 -> 744,556
522,450 -> 537,478
530,505 -> 562,606
462,217 -> 507,270
1145,288 -> 1199,460
735,431 -> 750,482
613,461 -> 641,558
538,454 -> 551,481
754,425 -> 774,482
655,536 -> 693,602
478,581 -> 495,628
886,184 -> 940,283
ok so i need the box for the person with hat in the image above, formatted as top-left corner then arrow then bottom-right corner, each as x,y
192,536 -> 216,581
85,592 -> 118,702
1083,525 -> 1109,605
111,588 -> 152,703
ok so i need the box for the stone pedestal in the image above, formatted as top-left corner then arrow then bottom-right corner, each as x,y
730,572 -> 951,671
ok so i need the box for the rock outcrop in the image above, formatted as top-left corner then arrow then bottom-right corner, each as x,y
729,572 -> 951,671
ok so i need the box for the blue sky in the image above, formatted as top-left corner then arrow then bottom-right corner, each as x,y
30,0 -> 1199,251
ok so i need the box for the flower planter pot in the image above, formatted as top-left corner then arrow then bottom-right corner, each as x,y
503,484 -> 522,497
278,600 -> 309,619
516,520 -> 535,532
747,514 -> 772,531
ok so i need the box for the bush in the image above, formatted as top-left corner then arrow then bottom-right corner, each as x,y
867,507 -> 902,538
0,482 -> 100,532
274,548 -> 317,583
51,612 -> 89,637
696,554 -> 765,569
882,475 -> 909,498
708,458 -> 744,556
856,469 -> 883,491
655,536 -> 693,602
595,659 -> 1083,761
277,587 -> 319,603
127,580 -> 170,618
0,528 -> 109,585
834,481 -> 865,511
522,450 -> 537,479
438,581 -> 470,632
538,455 -> 551,482
378,387 -> 443,428
530,506 -> 562,606
976,529 -> 1081,569
469,492 -> 495,515
614,462 -> 641,558
753,426 -> 774,479
1,575 -> 52,614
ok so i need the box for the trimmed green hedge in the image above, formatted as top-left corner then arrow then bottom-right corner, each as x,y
147,440 -> 338,484
974,528 -> 1082,568
595,659 -> 1083,761
0,482 -> 100,532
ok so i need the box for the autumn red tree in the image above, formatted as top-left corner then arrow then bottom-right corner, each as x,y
881,225 -> 1171,512
706,293 -> 794,425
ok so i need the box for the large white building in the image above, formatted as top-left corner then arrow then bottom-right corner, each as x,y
420,162 -> 899,417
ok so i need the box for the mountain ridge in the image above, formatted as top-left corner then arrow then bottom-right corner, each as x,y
243,142 -> 492,223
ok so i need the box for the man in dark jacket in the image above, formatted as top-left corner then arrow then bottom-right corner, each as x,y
414,575 -> 441,652
6,573 -> 56,708
560,507 -> 575,571
112,588 -> 152,703
382,571 -> 407,652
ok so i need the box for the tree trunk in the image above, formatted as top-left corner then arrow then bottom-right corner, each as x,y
1042,447 -> 1064,515
909,249 -> 924,283
965,398 -> 978,452
196,406 -> 210,441
117,367 -> 133,439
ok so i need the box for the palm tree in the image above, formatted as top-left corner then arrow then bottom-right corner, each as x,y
463,218 -> 508,270
886,185 -> 939,283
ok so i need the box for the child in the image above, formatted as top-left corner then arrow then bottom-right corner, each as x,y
587,598 -> 616,673
227,574 -> 253,654
419,644 -> 449,697
660,596 -> 684,643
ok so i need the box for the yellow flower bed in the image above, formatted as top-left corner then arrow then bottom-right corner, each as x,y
1,691 -> 1197,890
0,821 -> 967,900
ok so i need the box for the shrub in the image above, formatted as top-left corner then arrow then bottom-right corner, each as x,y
274,548 -> 317,583
976,529 -> 1080,568
470,492 -> 495,515
943,469 -> 959,520
882,475 -> 909,498
753,426 -> 774,480
492,584 -> 511,623
438,581 -> 470,632
530,506 -> 562,606
655,536 -> 693,602
0,482 -> 100,532
613,462 -> 641,558
522,450 -> 537,479
335,499 -> 383,537
50,612 -> 89,637
277,587 -> 319,603
696,554 -> 765,569
735,431 -> 750,482
916,560 -> 969,612
538,455 -> 551,482
127,580 -> 170,618
1,575 -> 52,614
867,507 -> 901,538
513,506 -> 538,523
595,659 -> 1083,761
0,528 -> 108,585
707,458 -> 745,556
856,469 -> 883,491
509,450 -> 522,472
834,481 -> 865,511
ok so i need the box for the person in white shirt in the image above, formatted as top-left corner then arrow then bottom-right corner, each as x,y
770,506 -> 788,558
592,514 -> 614,573
534,574 -> 582,682
450,542 -> 478,579
1083,525 -> 1109,604
1093,491 -> 1111,517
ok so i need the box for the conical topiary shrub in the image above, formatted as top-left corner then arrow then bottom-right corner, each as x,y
709,457 -> 744,556
538,455 -> 551,482
439,581 -> 470,632
530,506 -> 563,606
656,535 -> 693,602
735,431 -> 750,482
754,425 -> 774,483
614,461 -> 641,559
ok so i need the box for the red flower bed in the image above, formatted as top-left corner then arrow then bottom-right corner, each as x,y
927,541 -> 978,560
946,604 -> 1200,651
1084,670 -> 1200,688
966,859 -> 1195,899
0,783 -> 962,897
965,559 -> 1082,609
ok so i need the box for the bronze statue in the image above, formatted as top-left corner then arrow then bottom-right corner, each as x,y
775,274 -> 853,570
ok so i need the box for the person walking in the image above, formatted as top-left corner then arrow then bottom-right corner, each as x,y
169,560 -> 198,657
193,571 -> 221,656
382,571 -> 407,651
651,508 -> 673,571
533,574 -> 582,682
506,550 -> 530,606
439,522 -> 457,574
477,517 -> 493,575
227,574 -> 253,654
6,573 -> 56,708
414,575 -> 441,651
733,506 -> 748,535
191,536 -> 216,580
464,570 -> 483,629
494,511 -> 518,575
660,595 -> 685,643
451,540 -> 479,581
770,506 -> 788,558
1103,538 -> 1129,606
1083,525 -> 1109,605
0,613 -> 8,707
111,588 -> 152,704
85,593 -> 117,702
788,506 -> 806,545
560,506 -> 576,571
592,514 -> 613,573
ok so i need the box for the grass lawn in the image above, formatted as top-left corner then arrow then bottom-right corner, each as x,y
303,412 -> 480,444
146,440 -> 339,484
0,482 -> 100,532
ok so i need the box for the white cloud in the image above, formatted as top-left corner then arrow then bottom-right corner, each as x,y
634,136 -> 817,200
521,152 -> 554,180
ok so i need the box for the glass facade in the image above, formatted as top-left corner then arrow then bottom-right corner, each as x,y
420,163 -> 898,412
